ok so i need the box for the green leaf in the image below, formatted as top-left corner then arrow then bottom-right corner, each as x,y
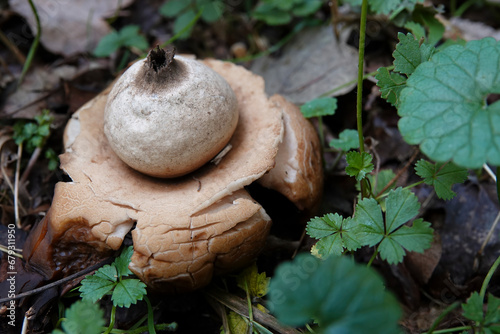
306,214 -> 361,256
112,278 -> 147,308
398,37 -> 500,169
463,292 -> 484,323
376,67 -> 406,107
411,4 -> 444,46
173,9 -> 197,39
345,151 -> 374,181
59,299 -> 105,334
393,32 -> 436,75
93,25 -> 148,57
485,294 -> 500,325
329,129 -> 359,151
120,25 -> 149,51
197,0 -> 223,22
404,21 -> 426,41
159,0 -> 191,17
371,169 -> 397,195
355,188 -> 434,264
236,263 -> 269,298
415,160 -> 468,200
79,273 -> 116,303
252,5 -> 292,25
369,0 -> 403,15
300,97 -> 337,118
224,311 -> 249,334
267,254 -> 401,334
292,0 -> 322,17
114,246 -> 134,277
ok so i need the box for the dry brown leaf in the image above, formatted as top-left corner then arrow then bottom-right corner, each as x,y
251,25 -> 358,104
10,0 -> 134,56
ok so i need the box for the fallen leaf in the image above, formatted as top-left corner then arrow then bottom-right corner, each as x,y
10,0 -> 134,56
251,25 -> 358,104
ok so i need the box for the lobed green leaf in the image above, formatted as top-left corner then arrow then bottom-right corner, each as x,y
375,67 -> 406,107
112,279 -> 147,308
268,254 -> 401,334
398,37 -> 500,169
159,0 -> 191,17
345,151 -> 374,181
58,299 -> 105,334
415,160 -> 468,200
236,263 -> 270,298
393,32 -> 435,75
329,129 -> 359,151
300,97 -> 337,118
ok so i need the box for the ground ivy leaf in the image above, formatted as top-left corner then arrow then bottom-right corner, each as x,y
300,97 -> 337,118
115,246 -> 134,277
268,254 -> 401,334
415,160 -> 468,200
398,37 -> 500,169
329,129 -> 359,151
60,299 -> 105,334
376,67 -> 406,107
346,152 -> 374,181
236,263 -> 269,298
393,32 -> 435,75
79,275 -> 116,303
385,187 -> 420,233
112,279 -> 147,308
463,292 -> 484,323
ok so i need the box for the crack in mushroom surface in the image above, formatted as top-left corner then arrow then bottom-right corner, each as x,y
23,58 -> 323,292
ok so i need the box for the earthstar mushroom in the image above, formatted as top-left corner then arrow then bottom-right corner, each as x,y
23,49 -> 323,292
104,47 -> 239,178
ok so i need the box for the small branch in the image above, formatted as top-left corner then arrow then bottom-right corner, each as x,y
14,143 -> 22,228
0,257 -> 114,304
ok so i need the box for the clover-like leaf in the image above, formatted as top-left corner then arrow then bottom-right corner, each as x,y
393,32 -> 436,75
376,67 -> 406,107
355,188 -> 434,264
58,299 -> 105,334
79,265 -> 117,303
236,263 -> 270,298
306,214 -> 361,257
93,25 -> 148,57
300,97 -> 337,118
267,254 -> 401,334
329,129 -> 359,151
415,160 -> 468,200
398,37 -> 500,169
463,292 -> 485,323
114,246 -> 134,277
346,151 -> 374,181
112,278 -> 147,308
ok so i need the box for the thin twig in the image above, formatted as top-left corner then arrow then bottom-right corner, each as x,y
375,148 -> 419,199
0,257 -> 114,304
20,146 -> 42,186
14,143 -> 22,228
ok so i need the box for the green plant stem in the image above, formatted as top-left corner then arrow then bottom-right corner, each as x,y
356,0 -> 368,154
103,305 -> 116,334
109,323 -> 177,333
479,253 -> 500,301
453,0 -> 476,17
356,0 -> 369,198
425,302 -> 460,334
430,326 -> 472,334
19,0 -> 41,85
144,296 -> 156,334
14,143 -> 22,228
367,245 -> 379,267
376,180 -> 425,200
317,116 -> 325,148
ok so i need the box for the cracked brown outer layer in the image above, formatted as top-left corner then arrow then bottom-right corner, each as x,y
24,59 -> 284,292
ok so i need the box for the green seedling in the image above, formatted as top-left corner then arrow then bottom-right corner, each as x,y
93,25 -> 148,57
160,0 -> 223,39
13,109 -> 53,153
52,299 -> 105,334
252,0 -> 323,26
415,159 -> 468,200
